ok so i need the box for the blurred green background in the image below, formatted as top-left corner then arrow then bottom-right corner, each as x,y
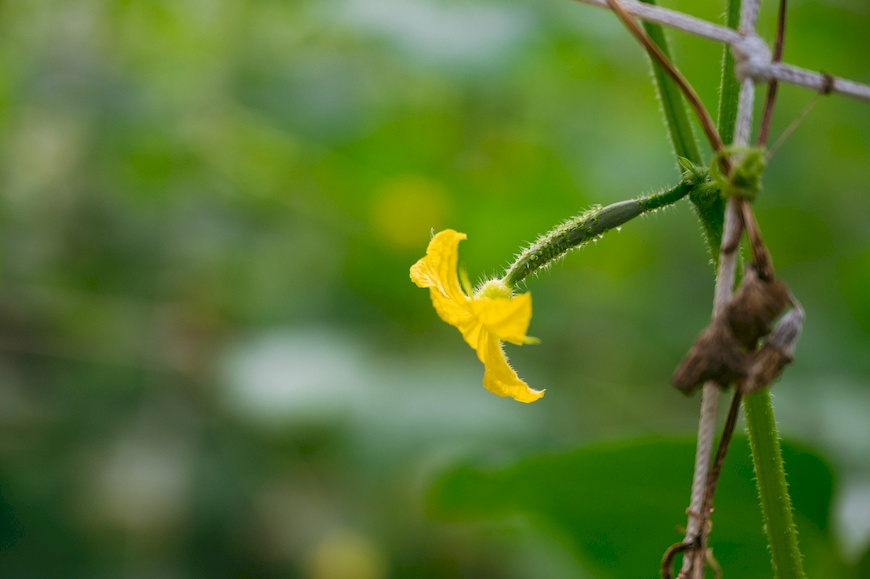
1,0 -> 868,577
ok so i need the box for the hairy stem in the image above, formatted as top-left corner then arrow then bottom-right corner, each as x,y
503,181 -> 694,286
640,0 -> 702,166
606,0 -> 724,157
735,1 -> 806,577
574,1 -> 808,576
716,0 -> 742,152
744,389 -> 806,578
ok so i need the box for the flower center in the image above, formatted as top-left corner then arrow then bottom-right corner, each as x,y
476,279 -> 513,300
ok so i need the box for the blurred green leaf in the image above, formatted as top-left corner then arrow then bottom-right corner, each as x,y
427,436 -> 841,578
855,541 -> 870,579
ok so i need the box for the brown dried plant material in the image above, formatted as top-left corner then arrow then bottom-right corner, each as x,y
742,345 -> 792,394
741,306 -> 804,394
726,264 -> 790,348
672,316 -> 748,394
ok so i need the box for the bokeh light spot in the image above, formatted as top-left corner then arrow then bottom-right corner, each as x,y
370,174 -> 450,249
304,530 -> 387,579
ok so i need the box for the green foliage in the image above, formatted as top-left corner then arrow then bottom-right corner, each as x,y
0,0 -> 868,577
428,436 -> 842,578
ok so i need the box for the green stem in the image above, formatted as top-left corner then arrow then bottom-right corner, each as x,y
686,0 -> 741,265
640,1 -> 702,167
743,389 -> 807,578
642,0 -> 805,576
720,0 -> 805,576
641,0 -> 724,264
716,0 -> 743,148
503,181 -> 695,286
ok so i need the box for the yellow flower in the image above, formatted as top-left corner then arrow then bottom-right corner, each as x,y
410,229 -> 544,403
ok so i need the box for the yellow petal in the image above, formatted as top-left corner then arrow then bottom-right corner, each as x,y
409,230 -> 467,304
471,293 -> 532,346
429,287 -> 478,346
478,332 -> 544,403
411,230 -> 483,346
455,313 -> 503,352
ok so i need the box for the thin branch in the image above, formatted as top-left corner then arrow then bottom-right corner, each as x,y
735,80 -> 757,149
768,61 -> 867,100
662,540 -> 695,579
692,391 -> 744,575
604,0 -> 724,157
575,0 -> 741,44
642,13 -> 703,165
679,379 -> 718,574
679,194 -> 743,579
682,5 -> 761,577
741,202 -> 773,278
573,0 -> 870,102
739,0 -> 762,32
757,0 -> 788,146
766,92 -> 824,159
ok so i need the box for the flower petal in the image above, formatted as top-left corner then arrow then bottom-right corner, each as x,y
429,287 -> 480,347
478,332 -> 545,403
471,293 -> 532,346
409,230 -> 467,303
411,230 -> 485,347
